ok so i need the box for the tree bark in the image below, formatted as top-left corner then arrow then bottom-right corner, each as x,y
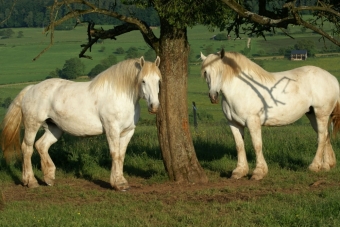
156,18 -> 208,184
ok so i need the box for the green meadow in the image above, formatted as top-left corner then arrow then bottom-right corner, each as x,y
1,24 -> 340,226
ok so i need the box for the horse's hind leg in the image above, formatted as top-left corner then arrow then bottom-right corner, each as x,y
306,110 -> 335,171
22,124 -> 41,188
322,136 -> 336,170
35,122 -> 63,186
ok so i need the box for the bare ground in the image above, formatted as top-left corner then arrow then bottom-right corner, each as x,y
1,176 -> 337,209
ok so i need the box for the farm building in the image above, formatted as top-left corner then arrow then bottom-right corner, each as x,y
291,50 -> 307,60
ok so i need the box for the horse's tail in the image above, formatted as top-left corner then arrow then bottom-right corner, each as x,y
330,98 -> 340,138
1,85 -> 32,162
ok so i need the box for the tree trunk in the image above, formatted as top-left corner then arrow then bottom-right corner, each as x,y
156,19 -> 208,184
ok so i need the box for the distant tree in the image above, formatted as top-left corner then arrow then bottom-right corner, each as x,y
17,31 -> 23,38
253,59 -> 265,68
278,47 -> 286,55
0,28 -> 14,38
125,46 -> 140,59
241,47 -> 251,56
215,33 -> 228,40
88,55 -> 118,78
98,46 -> 105,52
278,46 -> 294,58
1,97 -> 12,109
100,55 -> 117,68
60,58 -> 85,80
23,11 -> 34,27
88,64 -> 106,78
47,68 -> 61,79
55,19 -> 75,30
257,50 -> 265,56
115,47 -> 125,54
300,26 -> 307,33
294,39 -> 316,57
204,45 -> 214,55
143,48 -> 156,61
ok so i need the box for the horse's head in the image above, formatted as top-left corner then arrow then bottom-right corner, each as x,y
200,49 -> 225,104
138,56 -> 162,114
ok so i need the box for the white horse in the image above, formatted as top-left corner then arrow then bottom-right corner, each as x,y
1,56 -> 161,191
201,49 -> 340,180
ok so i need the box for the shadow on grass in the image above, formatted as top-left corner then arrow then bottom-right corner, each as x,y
1,124 -> 316,186
91,179 -> 112,189
124,165 -> 159,179
1,159 -> 22,185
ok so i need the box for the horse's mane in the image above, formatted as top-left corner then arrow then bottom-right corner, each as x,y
89,58 -> 156,96
202,51 -> 274,82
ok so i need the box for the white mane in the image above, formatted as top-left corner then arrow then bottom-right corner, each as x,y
202,51 -> 274,83
89,59 -> 142,95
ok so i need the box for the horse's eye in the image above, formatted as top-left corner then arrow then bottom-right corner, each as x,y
142,80 -> 146,84
204,71 -> 207,77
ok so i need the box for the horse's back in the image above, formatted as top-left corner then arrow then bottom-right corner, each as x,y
22,78 -> 84,114
20,78 -> 106,135
274,65 -> 339,104
228,65 -> 339,126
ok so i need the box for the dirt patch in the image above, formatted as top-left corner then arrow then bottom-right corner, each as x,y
1,176 -> 336,206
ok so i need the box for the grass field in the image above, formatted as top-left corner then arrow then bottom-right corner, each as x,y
1,24 -> 340,226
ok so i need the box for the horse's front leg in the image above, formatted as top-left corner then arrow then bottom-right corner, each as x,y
117,129 -> 135,190
229,124 -> 249,179
247,117 -> 268,180
106,127 -> 131,191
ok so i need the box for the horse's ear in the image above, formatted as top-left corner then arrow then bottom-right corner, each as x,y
155,56 -> 160,67
220,49 -> 225,59
200,52 -> 207,61
140,56 -> 145,67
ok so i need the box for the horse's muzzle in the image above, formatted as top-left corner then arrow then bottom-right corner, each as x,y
148,104 -> 159,114
209,92 -> 219,104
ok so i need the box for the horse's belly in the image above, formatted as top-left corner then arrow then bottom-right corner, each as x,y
52,117 -> 104,136
262,105 -> 308,126
263,114 -> 303,126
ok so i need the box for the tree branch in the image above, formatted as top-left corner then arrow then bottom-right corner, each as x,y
221,0 -> 297,28
33,0 -> 58,61
285,2 -> 340,47
36,0 -> 159,60
220,0 -> 340,47
79,22 -> 140,59
0,0 -> 17,25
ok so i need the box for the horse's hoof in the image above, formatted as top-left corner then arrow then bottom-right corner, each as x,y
308,163 -> 321,172
250,174 -> 263,180
44,177 -> 55,186
27,181 -> 40,188
113,183 -> 130,191
231,172 -> 244,179
231,167 -> 248,179
251,167 -> 267,180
